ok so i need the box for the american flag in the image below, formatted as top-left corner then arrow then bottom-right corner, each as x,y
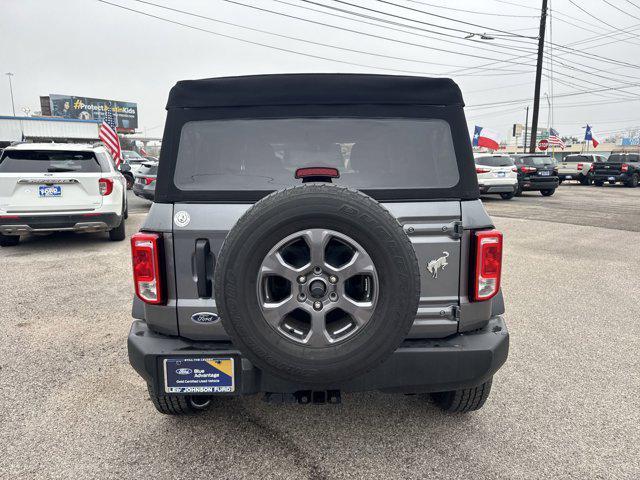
548,128 -> 566,149
99,106 -> 122,165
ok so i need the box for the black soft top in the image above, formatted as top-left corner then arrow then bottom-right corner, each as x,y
167,73 -> 464,109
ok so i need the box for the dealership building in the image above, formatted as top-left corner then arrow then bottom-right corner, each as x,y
0,115 -> 100,147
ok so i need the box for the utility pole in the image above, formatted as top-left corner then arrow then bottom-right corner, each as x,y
529,0 -> 548,153
6,72 -> 16,116
523,106 -> 529,154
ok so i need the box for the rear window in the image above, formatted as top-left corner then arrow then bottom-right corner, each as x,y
514,156 -> 553,166
122,151 -> 145,164
0,150 -> 101,173
475,156 -> 513,167
173,118 -> 460,192
608,154 -> 639,162
563,155 -> 589,163
138,163 -> 158,176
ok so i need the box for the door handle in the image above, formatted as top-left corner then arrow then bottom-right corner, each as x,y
195,239 -> 213,298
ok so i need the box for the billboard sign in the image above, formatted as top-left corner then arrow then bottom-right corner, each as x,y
49,94 -> 138,130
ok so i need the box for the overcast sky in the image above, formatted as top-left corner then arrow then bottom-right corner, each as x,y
2,0 -> 639,140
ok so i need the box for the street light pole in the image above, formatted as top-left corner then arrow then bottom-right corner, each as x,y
6,72 -> 16,116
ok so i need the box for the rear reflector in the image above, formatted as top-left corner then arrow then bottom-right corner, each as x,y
99,178 -> 114,196
131,232 -> 164,305
472,229 -> 503,302
295,167 -> 340,179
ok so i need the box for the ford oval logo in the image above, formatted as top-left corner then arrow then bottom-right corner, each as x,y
191,312 -> 219,324
176,368 -> 192,375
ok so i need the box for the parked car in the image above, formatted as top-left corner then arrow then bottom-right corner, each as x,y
127,74 -> 508,415
0,143 -> 127,246
557,154 -> 606,185
132,161 -> 157,201
121,150 -> 147,175
474,154 -> 518,199
591,153 -> 640,187
511,154 -> 559,196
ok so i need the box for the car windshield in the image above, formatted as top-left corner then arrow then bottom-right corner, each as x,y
174,118 -> 460,191
475,156 -> 513,167
516,156 -> 553,166
608,154 -> 639,162
0,150 -> 101,173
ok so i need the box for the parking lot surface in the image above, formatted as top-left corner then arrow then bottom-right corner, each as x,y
1,186 -> 638,479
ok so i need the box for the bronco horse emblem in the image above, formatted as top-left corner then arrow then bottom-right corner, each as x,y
427,251 -> 450,279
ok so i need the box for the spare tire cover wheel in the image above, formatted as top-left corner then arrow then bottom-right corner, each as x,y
214,184 -> 420,385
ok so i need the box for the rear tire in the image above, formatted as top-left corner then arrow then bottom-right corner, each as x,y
514,185 -> 523,196
540,189 -> 555,196
0,233 -> 20,247
109,216 -> 126,241
579,175 -> 591,186
147,385 -> 211,415
431,378 -> 493,413
625,173 -> 639,188
499,192 -> 515,200
594,180 -> 604,187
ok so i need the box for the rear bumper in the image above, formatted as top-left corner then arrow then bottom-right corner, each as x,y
520,177 -> 559,191
593,173 -> 627,183
479,184 -> 517,194
128,316 -> 509,395
133,183 -> 155,200
0,212 -> 121,235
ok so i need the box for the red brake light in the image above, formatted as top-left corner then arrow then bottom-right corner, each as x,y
99,178 -> 114,196
475,167 -> 491,174
590,164 -> 595,172
131,232 -> 164,305
621,163 -> 629,172
295,167 -> 340,179
511,167 -> 517,173
472,230 -> 503,302
576,163 -> 583,170
521,166 -> 537,173
142,177 -> 155,185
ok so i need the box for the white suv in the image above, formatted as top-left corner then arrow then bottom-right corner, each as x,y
0,143 -> 127,247
474,154 -> 519,200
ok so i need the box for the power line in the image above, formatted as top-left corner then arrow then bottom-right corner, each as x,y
371,0 -> 538,40
127,0 -> 524,70
290,0 -> 538,53
401,0 -> 540,18
601,0 -> 640,22
95,0 -> 496,77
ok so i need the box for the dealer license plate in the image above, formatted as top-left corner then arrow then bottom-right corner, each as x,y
608,176 -> 615,181
539,170 -> 550,176
565,175 -> 572,179
164,357 -> 235,393
39,185 -> 62,197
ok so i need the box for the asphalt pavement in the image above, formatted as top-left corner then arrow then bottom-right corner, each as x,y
0,185 -> 638,479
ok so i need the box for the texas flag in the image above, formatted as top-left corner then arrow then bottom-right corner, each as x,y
585,124 -> 599,148
473,125 -> 500,150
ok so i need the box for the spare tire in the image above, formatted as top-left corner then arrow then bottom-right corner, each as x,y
214,184 -> 420,385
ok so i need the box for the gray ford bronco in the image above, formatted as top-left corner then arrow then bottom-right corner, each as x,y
128,74 -> 509,415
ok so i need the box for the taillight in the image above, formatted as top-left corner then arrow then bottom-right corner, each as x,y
621,163 -> 629,172
99,178 -> 114,196
472,230 -> 503,302
475,167 -> 491,174
143,177 -> 155,185
520,166 -> 537,173
131,232 -> 164,305
576,163 -> 583,170
511,167 -> 517,173
590,164 -> 595,172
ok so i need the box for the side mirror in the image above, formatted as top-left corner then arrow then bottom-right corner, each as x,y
119,163 -> 131,173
